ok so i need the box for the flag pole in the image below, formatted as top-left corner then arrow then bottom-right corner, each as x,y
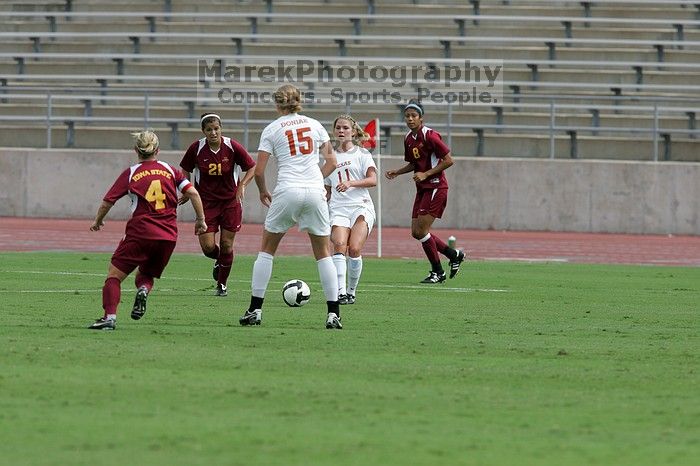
376,118 -> 382,258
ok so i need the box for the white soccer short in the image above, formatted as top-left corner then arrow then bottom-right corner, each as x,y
329,204 -> 376,235
265,187 -> 331,236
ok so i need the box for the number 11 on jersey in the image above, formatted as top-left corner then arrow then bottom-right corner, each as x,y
337,168 -> 351,184
285,127 -> 313,156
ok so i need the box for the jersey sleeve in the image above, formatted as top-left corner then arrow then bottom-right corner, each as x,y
180,141 -> 198,172
314,119 -> 331,145
361,149 -> 377,175
427,130 -> 451,159
103,169 -> 130,204
172,167 -> 193,193
257,124 -> 274,154
403,134 -> 413,163
230,138 -> 256,171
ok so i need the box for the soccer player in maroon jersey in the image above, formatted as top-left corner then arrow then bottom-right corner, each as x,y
88,130 -> 207,330
385,100 -> 465,283
179,114 -> 256,297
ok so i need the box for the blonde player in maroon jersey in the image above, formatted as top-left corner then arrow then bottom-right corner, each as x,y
324,114 -> 377,305
385,100 -> 465,283
88,130 -> 207,330
179,114 -> 256,297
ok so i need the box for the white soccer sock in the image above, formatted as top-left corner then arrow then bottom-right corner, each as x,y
332,253 -> 347,295
317,256 -> 339,302
106,314 -> 116,321
251,252 -> 274,298
347,255 -> 363,296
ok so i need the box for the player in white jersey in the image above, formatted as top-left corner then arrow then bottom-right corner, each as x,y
239,84 -> 343,329
324,115 -> 377,305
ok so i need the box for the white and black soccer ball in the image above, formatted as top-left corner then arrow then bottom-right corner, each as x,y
282,279 -> 311,307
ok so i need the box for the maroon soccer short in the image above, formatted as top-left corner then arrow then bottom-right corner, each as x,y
412,187 -> 448,219
202,199 -> 242,233
111,236 -> 176,278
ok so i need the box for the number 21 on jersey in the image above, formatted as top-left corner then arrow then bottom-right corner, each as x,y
285,127 -> 313,156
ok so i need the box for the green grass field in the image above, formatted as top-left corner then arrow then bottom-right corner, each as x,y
1,252 -> 698,466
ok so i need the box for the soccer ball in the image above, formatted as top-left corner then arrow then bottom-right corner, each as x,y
282,279 -> 311,307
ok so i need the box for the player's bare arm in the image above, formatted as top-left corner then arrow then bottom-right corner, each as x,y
90,201 -> 114,231
337,167 -> 377,192
385,162 -> 415,180
236,168 -> 256,203
177,170 -> 192,205
319,141 -> 337,179
182,185 -> 207,235
255,151 -> 272,207
413,153 -> 453,182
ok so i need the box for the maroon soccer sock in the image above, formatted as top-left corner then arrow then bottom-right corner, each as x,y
419,234 -> 443,272
217,251 -> 234,285
135,273 -> 153,292
204,244 -> 220,260
432,234 -> 457,261
102,277 -> 121,317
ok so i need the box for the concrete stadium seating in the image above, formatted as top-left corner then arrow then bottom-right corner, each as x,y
0,0 -> 698,161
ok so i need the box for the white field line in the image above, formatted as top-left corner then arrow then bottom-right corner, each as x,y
0,270 -> 511,293
482,257 -> 570,263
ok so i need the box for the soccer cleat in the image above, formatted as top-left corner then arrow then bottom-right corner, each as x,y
449,250 -> 466,279
88,317 -> 115,330
338,293 -> 348,305
131,286 -> 148,320
420,271 -> 446,284
215,283 -> 228,297
212,262 -> 220,281
345,294 -> 356,305
239,309 -> 262,326
325,312 -> 343,329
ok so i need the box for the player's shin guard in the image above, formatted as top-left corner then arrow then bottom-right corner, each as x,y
102,277 -> 121,317
317,256 -> 339,303
347,255 -> 363,295
217,251 -> 234,285
251,251 -> 274,298
419,233 -> 443,272
332,253 -> 347,295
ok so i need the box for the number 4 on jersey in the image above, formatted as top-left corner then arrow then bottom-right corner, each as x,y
285,127 -> 313,156
145,179 -> 166,210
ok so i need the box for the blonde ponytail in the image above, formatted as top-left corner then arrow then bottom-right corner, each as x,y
273,84 -> 302,114
131,130 -> 160,157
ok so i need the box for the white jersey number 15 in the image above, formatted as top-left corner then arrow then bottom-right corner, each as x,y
284,127 -> 313,156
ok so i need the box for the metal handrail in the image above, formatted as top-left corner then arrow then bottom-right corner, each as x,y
0,92 -> 696,161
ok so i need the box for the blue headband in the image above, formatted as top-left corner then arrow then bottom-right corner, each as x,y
404,103 -> 423,116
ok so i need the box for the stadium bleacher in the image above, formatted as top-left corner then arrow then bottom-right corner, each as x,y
0,0 -> 698,160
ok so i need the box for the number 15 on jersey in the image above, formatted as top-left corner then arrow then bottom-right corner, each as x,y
285,127 -> 313,156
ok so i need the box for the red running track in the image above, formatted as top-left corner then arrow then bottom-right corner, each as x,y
1,217 -> 699,266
